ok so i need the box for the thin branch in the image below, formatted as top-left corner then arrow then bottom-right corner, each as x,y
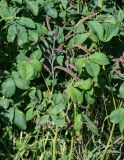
54,66 -> 80,81
46,15 -> 51,31
42,63 -> 52,76
73,44 -> 91,55
76,12 -> 98,27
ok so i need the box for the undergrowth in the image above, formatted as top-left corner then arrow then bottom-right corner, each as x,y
0,0 -> 124,159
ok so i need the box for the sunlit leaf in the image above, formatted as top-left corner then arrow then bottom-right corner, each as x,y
88,52 -> 109,65
7,24 -> 17,42
17,61 -> 34,80
51,115 -> 66,127
74,114 -> 82,131
2,78 -> 16,98
110,108 -> 124,124
25,0 -> 39,16
18,17 -> 36,28
26,107 -> 34,121
119,82 -> 124,99
17,24 -> 28,46
74,78 -> 93,90
12,71 -> 30,90
85,60 -> 100,77
66,86 -> 83,104
28,30 -> 38,42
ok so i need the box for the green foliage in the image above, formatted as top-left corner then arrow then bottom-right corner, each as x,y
110,108 -> 124,133
88,21 -> 119,42
88,52 -> 109,65
74,78 -> 93,90
1,78 -> 15,97
119,82 -> 124,99
74,114 -> 82,131
0,0 -> 124,159
82,114 -> 98,134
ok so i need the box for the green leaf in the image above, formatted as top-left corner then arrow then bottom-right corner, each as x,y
88,21 -> 119,42
96,14 -> 117,24
14,108 -> 27,130
51,115 -> 66,128
66,86 -> 83,104
85,60 -> 100,77
83,114 -> 98,134
59,11 -> 66,19
110,108 -> 124,124
36,0 -> 44,5
36,23 -> 48,35
0,6 -> 12,20
57,27 -> 64,43
0,0 -> 8,7
4,107 -> 14,123
60,0 -> 68,9
26,107 -> 34,121
56,55 -> 64,66
119,82 -> 124,99
18,17 -> 36,29
85,94 -> 95,105
67,39 -> 73,49
67,33 -> 89,49
119,119 -> 124,133
0,98 -> 11,109
1,78 -> 16,98
17,61 -> 34,80
30,59 -> 42,77
49,93 -> 66,114
29,87 -> 36,100
17,24 -> 28,46
74,33 -> 90,44
53,92 -> 65,105
88,21 -> 104,41
48,104 -> 65,115
30,45 -> 42,60
74,114 -> 82,131
25,0 -> 39,16
93,0 -> 103,8
103,23 -> 119,42
75,58 -> 86,75
88,52 -> 109,65
74,23 -> 85,32
7,24 -> 17,42
74,78 -> 93,90
12,71 -> 30,90
40,115 -> 49,125
36,89 -> 42,101
90,31 -> 99,42
28,30 -> 38,42
45,8 -> 57,18
12,0 -> 22,4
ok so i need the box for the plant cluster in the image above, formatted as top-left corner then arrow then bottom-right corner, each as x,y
0,0 -> 124,159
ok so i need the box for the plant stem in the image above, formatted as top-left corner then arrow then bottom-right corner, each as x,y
102,124 -> 115,160
68,136 -> 74,160
77,0 -> 80,13
74,104 -> 77,121
52,126 -> 58,160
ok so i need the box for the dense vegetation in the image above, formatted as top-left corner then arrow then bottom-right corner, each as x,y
0,0 -> 124,159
